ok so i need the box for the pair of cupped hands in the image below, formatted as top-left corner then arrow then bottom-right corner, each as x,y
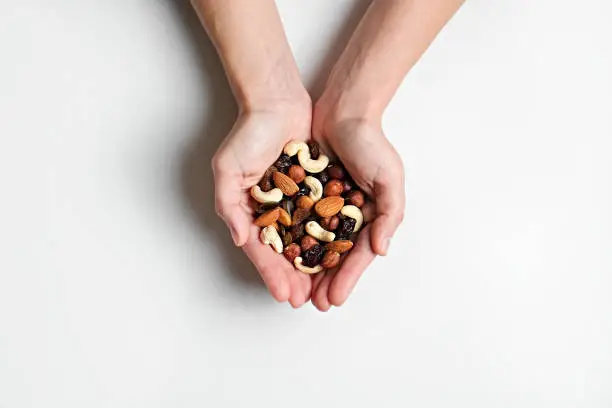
212,91 -> 405,311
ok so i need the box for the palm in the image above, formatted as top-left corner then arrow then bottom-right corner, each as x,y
212,109 -> 314,307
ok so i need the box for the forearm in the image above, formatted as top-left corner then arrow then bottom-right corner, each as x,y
191,0 -> 307,111
318,0 -> 464,123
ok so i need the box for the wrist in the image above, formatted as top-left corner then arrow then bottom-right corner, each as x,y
314,87 -> 383,137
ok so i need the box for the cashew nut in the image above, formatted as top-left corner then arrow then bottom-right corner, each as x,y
297,150 -> 330,174
250,185 -> 283,204
303,176 -> 323,202
340,205 -> 363,232
283,140 -> 329,173
305,221 -> 336,242
294,257 -> 324,274
260,225 -> 283,253
283,140 -> 309,157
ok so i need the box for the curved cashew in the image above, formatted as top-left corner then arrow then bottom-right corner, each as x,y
340,205 -> 363,232
283,140 -> 309,157
294,257 -> 324,274
260,225 -> 283,253
297,150 -> 329,174
305,221 -> 336,242
303,176 -> 323,202
250,185 -> 283,204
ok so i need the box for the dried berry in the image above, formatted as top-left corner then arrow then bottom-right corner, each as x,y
255,203 -> 278,216
307,141 -> 320,159
296,186 -> 311,197
292,208 -> 311,225
327,165 -> 346,180
316,170 -> 329,185
343,180 -> 353,194
337,217 -> 357,240
258,165 -> 277,192
290,223 -> 305,242
274,154 -> 292,173
302,244 -> 323,267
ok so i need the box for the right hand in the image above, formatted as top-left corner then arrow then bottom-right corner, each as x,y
211,98 -> 314,307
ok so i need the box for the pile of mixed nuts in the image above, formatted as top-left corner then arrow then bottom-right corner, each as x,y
250,140 -> 366,274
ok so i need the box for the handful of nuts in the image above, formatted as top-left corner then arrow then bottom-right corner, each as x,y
251,140 -> 366,274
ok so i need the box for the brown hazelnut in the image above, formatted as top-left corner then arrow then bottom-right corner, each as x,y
320,215 -> 339,231
301,235 -> 318,252
296,195 -> 314,210
327,165 -> 346,180
288,165 -> 306,184
321,251 -> 341,269
346,190 -> 365,207
283,243 -> 301,263
324,180 -> 344,197
343,180 -> 353,194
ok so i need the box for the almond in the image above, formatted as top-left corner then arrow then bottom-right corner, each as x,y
273,171 -> 299,196
296,196 -> 314,210
277,207 -> 292,227
325,240 -> 353,254
314,196 -> 344,217
254,207 -> 280,227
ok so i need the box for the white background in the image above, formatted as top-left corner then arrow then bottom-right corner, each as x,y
1,1 -> 611,407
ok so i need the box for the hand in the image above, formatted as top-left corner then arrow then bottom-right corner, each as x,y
310,109 -> 405,311
212,98 -> 314,307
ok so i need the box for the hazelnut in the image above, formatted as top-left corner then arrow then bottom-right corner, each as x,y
343,180 -> 353,194
288,165 -> 306,184
283,243 -> 301,263
327,165 -> 346,180
321,251 -> 341,269
346,190 -> 365,207
320,215 -> 340,231
301,235 -> 318,252
296,195 -> 314,210
324,180 -> 344,197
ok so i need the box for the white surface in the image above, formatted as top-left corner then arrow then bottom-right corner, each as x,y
1,1 -> 611,407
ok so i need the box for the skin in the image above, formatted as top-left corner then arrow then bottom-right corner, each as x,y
191,0 -> 464,310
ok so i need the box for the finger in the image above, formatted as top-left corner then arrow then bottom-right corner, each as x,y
328,224 -> 377,307
312,269 -> 336,312
371,173 -> 405,256
241,224 -> 291,303
212,165 -> 251,247
287,269 -> 312,308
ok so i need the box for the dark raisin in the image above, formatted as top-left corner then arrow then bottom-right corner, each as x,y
255,203 -> 277,215
307,141 -> 320,159
337,218 -> 357,240
290,223 -> 305,242
292,208 -> 311,225
274,154 -> 292,173
258,165 -> 278,192
302,244 -> 324,267
296,186 -> 311,197
316,170 -> 329,185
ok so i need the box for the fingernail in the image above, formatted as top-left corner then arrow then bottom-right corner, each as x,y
382,238 -> 391,255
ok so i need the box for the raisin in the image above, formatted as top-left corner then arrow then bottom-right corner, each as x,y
290,223 -> 305,242
274,154 -> 292,173
316,170 -> 329,185
256,203 -> 277,216
337,218 -> 356,240
282,231 -> 293,247
296,185 -> 311,197
280,199 -> 294,218
258,165 -> 278,192
302,244 -> 323,267
307,141 -> 320,159
292,208 -> 311,225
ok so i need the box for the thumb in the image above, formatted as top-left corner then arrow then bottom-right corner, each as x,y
370,173 -> 405,256
212,165 -> 251,247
